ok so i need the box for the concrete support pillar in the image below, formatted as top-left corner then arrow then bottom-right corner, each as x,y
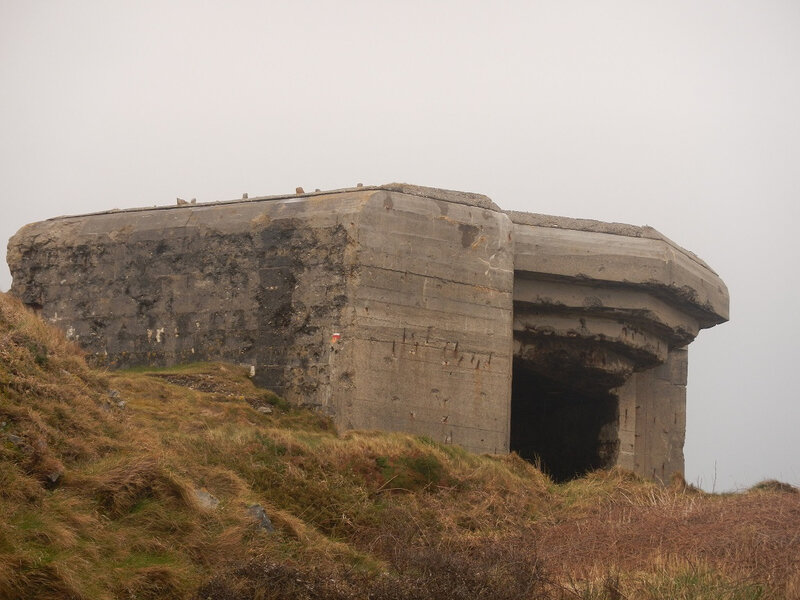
615,378 -> 638,472
614,347 -> 688,481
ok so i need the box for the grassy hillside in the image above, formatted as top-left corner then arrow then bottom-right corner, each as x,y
1,291 -> 798,599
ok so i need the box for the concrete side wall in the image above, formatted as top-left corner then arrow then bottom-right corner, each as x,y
8,192 -> 369,408
337,192 -> 514,453
613,348 -> 688,481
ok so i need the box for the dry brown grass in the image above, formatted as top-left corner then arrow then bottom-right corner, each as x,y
1,291 -> 798,599
536,471 -> 800,595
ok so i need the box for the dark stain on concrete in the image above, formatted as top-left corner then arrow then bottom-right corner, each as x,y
458,224 -> 480,248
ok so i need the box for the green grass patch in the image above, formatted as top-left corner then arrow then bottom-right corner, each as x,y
118,361 -> 221,375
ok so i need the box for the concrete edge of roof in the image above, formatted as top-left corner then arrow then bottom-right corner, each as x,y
506,210 -> 717,276
31,183 -> 718,279
40,183 -> 501,221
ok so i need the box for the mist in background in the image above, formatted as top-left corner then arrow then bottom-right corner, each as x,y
2,0 -> 798,490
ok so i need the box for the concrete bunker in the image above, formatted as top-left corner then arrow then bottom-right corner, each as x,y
6,184 -> 729,482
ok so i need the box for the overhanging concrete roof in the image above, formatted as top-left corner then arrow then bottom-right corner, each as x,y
509,211 -> 729,328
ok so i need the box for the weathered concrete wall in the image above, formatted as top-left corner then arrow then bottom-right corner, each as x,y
8,191 -> 365,410
8,185 -> 514,454
7,183 -> 729,478
335,188 -> 514,453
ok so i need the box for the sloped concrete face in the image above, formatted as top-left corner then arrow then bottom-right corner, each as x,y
7,184 -> 729,477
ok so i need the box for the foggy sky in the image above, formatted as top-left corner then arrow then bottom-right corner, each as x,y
2,0 -> 798,490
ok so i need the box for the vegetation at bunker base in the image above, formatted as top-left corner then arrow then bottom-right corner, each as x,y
0,292 -> 798,600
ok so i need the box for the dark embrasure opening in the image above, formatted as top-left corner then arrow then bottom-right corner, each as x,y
510,357 -> 619,482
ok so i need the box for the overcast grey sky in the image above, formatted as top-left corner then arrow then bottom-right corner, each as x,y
2,1 -> 798,491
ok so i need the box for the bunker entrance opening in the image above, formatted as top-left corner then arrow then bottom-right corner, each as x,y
510,357 -> 620,482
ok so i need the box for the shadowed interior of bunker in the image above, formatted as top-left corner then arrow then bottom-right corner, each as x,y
510,337 -> 622,483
